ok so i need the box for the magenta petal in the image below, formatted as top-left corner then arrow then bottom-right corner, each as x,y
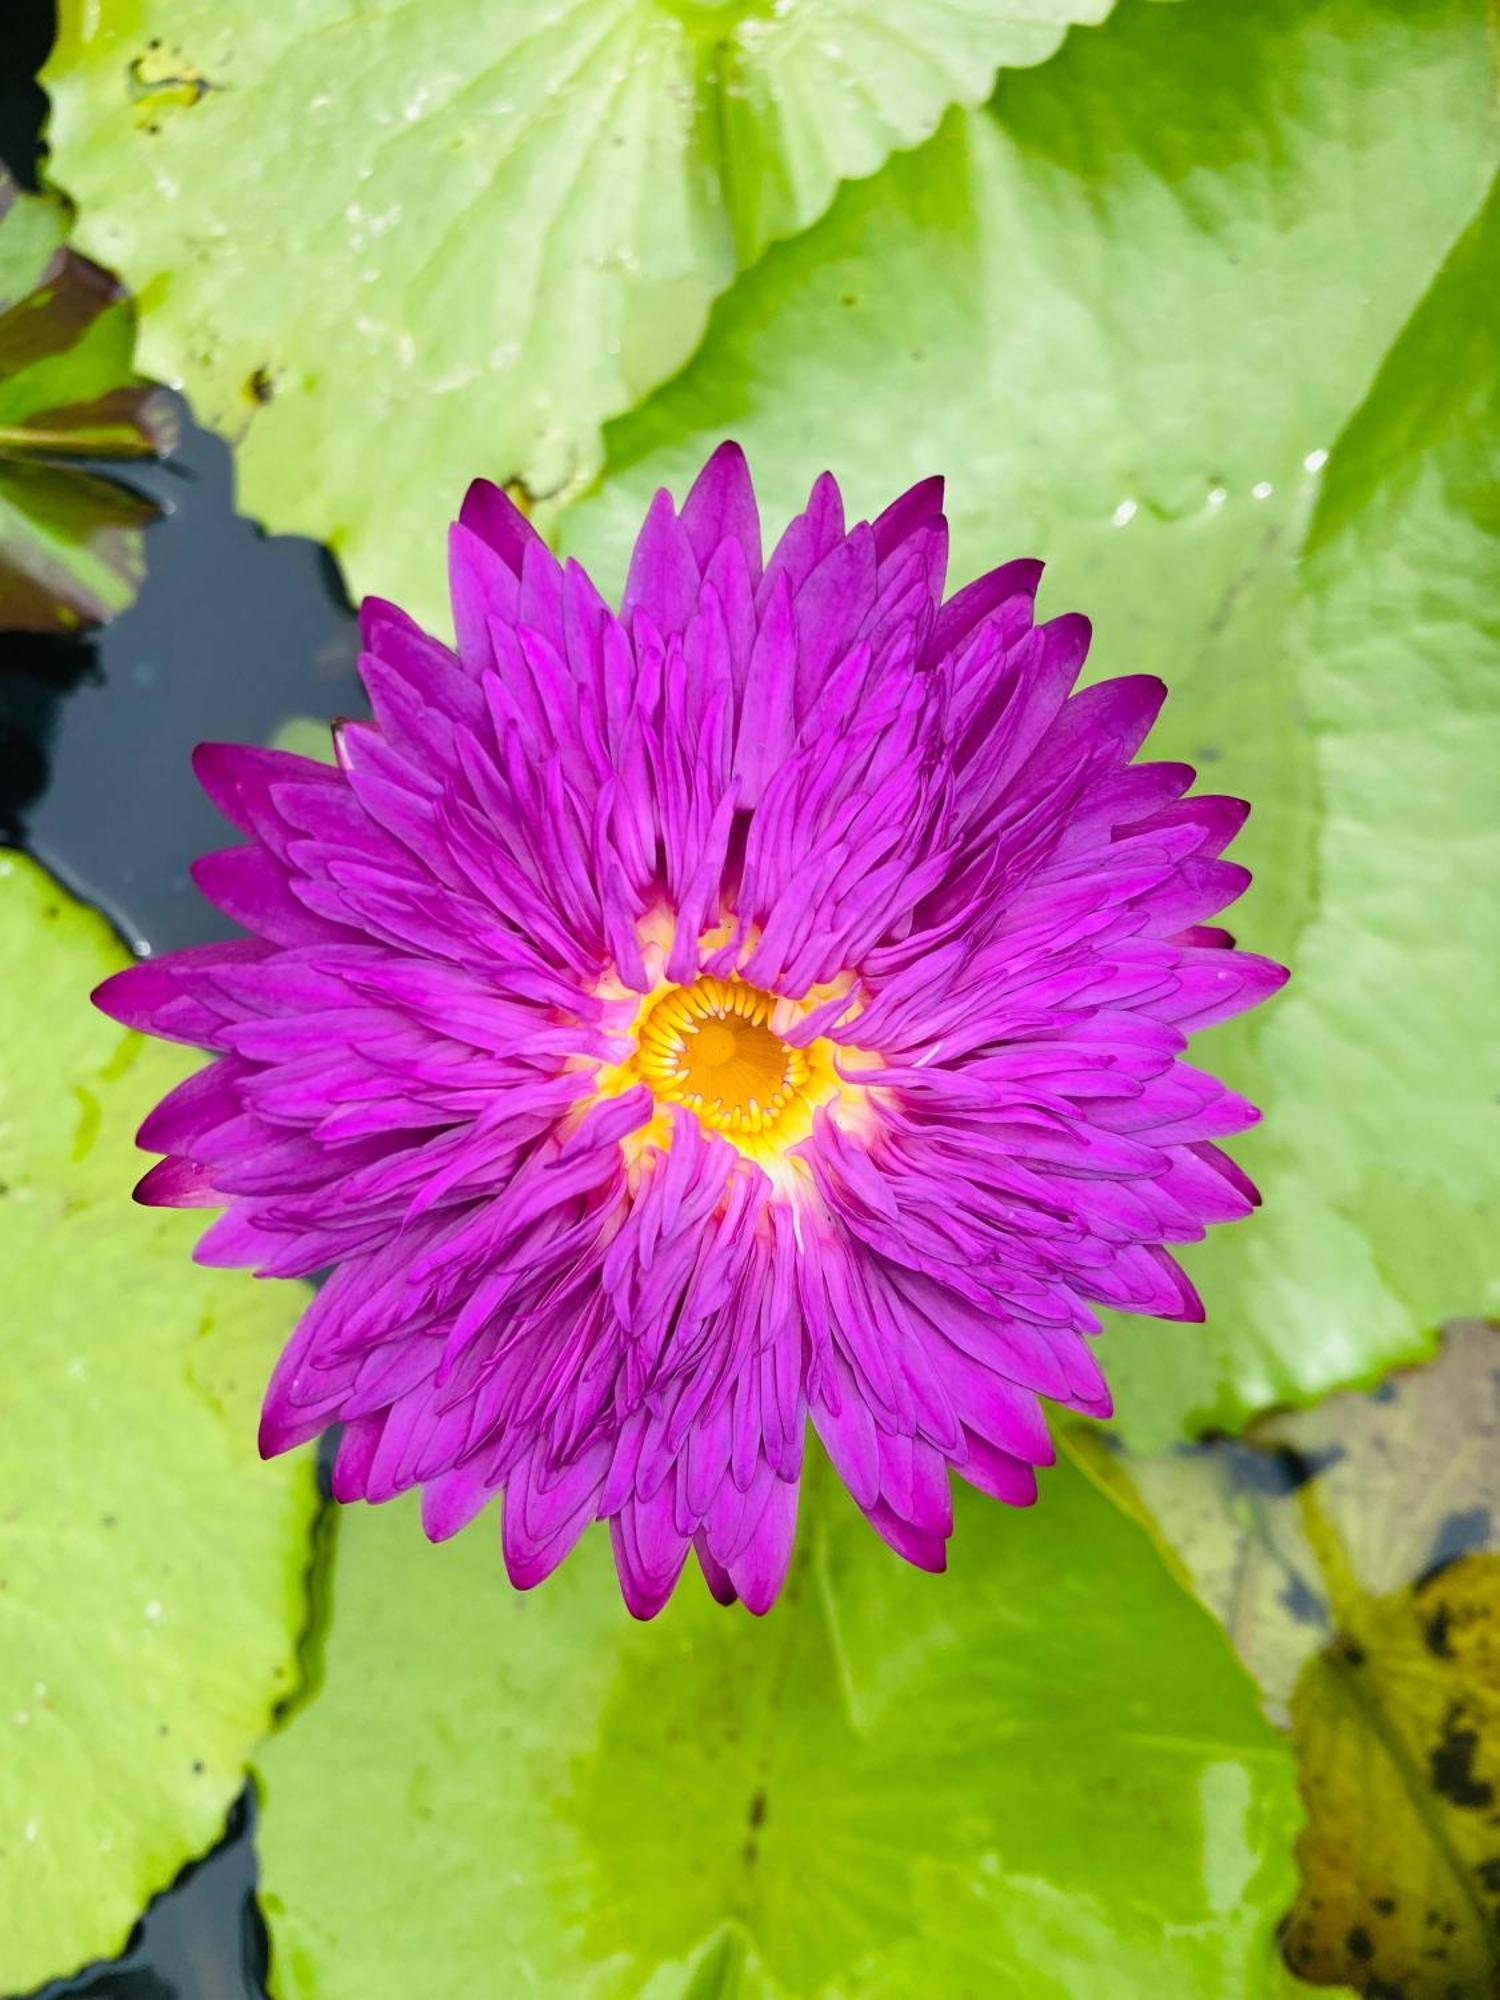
871,475 -> 944,561
194,741 -> 325,835
956,1432 -> 1038,1508
695,1535 -> 738,1606
622,488 -> 701,636
459,477 -> 546,577
191,848 -> 347,947
610,1497 -> 691,1621
133,1155 -> 218,1207
726,1475 -> 799,1615
420,1464 -> 495,1542
863,1498 -> 948,1574
93,960 -> 186,1035
927,555 -> 1042,662
329,1416 -> 382,1499
502,1463 -> 598,1591
680,440 -> 762,581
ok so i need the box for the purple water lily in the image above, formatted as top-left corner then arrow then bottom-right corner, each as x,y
95,446 -> 1285,1617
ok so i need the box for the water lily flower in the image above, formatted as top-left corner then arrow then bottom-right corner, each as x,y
95,446 -> 1285,1616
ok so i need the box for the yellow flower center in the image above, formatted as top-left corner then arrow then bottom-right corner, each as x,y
595,973 -> 858,1169
635,977 -> 812,1138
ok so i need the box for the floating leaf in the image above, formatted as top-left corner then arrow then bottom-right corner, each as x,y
563,0 -> 1500,1446
40,0 -> 1113,624
1072,1322 -> 1500,1998
256,1455 -> 1298,1998
265,714 -> 336,764
0,854 -> 316,1994
0,167 -> 174,634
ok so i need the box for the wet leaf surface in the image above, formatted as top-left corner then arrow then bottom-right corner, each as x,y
1072,1323 -> 1500,1999
0,168 -> 173,633
0,855 -> 316,1993
255,1454 -> 1299,2000
41,0 -> 1113,624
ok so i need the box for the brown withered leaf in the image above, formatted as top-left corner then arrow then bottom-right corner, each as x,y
1071,1321 -> 1500,1999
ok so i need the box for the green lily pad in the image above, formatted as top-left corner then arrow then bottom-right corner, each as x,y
1071,1321 -> 1500,1999
40,0 -> 1113,626
0,167 -> 175,634
0,854 -> 316,1995
563,0 -> 1500,1447
256,1453 -> 1299,1998
265,714 -> 337,764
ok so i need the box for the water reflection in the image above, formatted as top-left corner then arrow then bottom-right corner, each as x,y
1,413 -> 362,955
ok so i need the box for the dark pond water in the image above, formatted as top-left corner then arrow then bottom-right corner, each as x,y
3,11 -> 360,1993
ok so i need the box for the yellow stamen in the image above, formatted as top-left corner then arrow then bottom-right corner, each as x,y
595,974 -> 862,1170
636,976 -> 811,1137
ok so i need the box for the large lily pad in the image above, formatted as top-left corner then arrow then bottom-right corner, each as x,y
256,1454 -> 1299,1998
40,0 -> 1112,626
0,167 -> 174,633
563,0 -> 1500,1447
0,855 -> 316,1994
1072,1322 -> 1500,1998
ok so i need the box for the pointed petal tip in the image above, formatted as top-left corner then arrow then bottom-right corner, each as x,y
421,1477 -> 493,1543
257,1405 -> 319,1462
1175,1280 -> 1208,1324
132,1154 -> 217,1207
703,438 -> 750,475
257,1414 -> 288,1460
456,477 -> 542,576
615,1570 -> 675,1621
806,467 -> 845,517
356,593 -> 414,650
459,475 -> 499,515
458,475 -> 519,532
90,966 -> 138,1025
695,1539 -> 739,1607
190,738 -> 232,785
92,960 -> 172,1033
192,739 -> 268,828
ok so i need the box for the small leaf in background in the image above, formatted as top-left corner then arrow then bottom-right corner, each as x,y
0,166 -> 174,634
265,714 -> 336,764
255,1455 -> 1300,1999
0,854 -> 316,1994
1071,1322 -> 1500,1999
40,0 -> 1114,626
564,0 -> 1500,1447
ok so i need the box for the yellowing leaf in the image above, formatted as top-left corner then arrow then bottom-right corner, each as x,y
1285,1551 -> 1500,1996
1071,1322 -> 1500,1999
